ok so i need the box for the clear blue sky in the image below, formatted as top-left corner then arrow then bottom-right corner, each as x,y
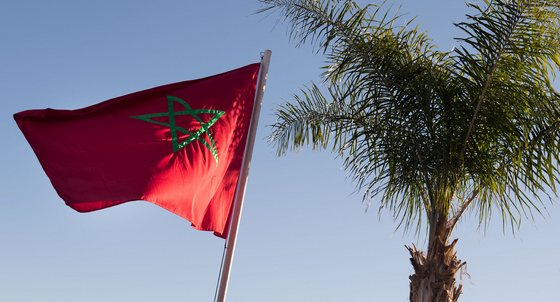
1,1 -> 558,301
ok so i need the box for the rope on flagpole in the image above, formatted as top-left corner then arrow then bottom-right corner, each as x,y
213,243 -> 228,302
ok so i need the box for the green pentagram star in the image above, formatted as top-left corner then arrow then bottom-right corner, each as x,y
130,96 -> 225,164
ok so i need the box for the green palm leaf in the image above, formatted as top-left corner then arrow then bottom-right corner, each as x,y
261,0 -> 560,239
259,1 -> 560,299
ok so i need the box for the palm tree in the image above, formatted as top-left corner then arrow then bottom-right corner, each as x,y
257,0 -> 560,301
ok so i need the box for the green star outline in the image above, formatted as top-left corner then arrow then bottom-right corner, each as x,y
130,96 -> 225,164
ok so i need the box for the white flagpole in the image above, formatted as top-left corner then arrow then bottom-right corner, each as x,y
215,49 -> 272,302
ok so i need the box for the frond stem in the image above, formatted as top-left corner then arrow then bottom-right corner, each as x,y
453,2 -> 525,199
443,188 -> 479,244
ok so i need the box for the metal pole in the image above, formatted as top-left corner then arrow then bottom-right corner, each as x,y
215,50 -> 272,302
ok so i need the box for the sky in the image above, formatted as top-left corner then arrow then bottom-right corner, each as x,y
1,1 -> 559,302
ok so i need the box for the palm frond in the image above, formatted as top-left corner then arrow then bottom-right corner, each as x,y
259,0 -> 560,236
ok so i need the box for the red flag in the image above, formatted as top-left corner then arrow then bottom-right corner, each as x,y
14,63 -> 261,239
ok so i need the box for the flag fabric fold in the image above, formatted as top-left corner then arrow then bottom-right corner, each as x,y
14,63 -> 261,239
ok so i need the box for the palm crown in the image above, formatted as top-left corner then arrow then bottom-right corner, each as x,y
260,0 -> 560,246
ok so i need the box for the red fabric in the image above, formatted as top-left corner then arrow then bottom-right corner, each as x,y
14,63 -> 260,239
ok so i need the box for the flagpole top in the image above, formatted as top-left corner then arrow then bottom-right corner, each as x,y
260,50 -> 272,60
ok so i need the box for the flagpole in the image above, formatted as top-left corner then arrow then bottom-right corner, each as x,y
215,50 -> 272,302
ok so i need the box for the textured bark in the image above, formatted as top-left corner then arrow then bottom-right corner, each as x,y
406,238 -> 466,302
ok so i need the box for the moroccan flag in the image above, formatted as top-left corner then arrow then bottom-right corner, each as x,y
14,63 -> 261,239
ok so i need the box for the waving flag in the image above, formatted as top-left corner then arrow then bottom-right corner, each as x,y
14,63 -> 261,238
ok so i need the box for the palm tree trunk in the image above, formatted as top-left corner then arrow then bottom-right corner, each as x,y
406,218 -> 466,302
